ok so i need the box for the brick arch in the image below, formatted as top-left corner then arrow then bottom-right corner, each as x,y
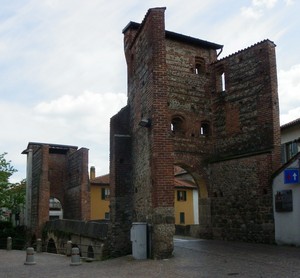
174,158 -> 212,237
47,238 -> 57,254
171,114 -> 186,136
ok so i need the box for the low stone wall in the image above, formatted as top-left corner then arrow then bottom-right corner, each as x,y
175,225 -> 201,238
43,219 -> 109,260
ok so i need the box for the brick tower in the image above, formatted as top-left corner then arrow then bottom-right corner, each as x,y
109,7 -> 280,259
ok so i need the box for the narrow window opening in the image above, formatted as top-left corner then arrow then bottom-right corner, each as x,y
221,72 -> 226,91
101,188 -> 110,200
194,57 -> 205,75
200,122 -> 210,136
180,212 -> 185,224
171,116 -> 185,135
215,65 -> 226,93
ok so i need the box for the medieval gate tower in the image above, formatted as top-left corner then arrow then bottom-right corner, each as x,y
109,8 -> 280,259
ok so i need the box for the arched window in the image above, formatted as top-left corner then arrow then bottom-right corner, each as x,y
216,65 -> 226,92
171,116 -> 185,135
194,56 -> 205,75
200,122 -> 210,136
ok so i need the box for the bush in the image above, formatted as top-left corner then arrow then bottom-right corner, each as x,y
0,221 -> 27,250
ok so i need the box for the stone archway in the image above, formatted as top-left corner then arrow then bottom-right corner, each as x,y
174,163 -> 211,238
47,238 -> 57,254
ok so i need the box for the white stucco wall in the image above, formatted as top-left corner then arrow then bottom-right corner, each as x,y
193,189 -> 199,224
273,158 -> 300,246
281,125 -> 300,144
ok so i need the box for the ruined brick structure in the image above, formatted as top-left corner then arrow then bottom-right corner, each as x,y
22,142 -> 90,238
109,7 -> 281,259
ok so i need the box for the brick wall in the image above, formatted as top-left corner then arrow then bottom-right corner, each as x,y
122,8 -> 175,259
106,106 -> 133,258
25,143 -> 90,238
110,7 -> 281,258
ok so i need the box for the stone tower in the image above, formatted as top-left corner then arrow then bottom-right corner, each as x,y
109,7 -> 280,259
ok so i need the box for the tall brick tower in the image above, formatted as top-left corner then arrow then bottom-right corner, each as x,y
109,7 -> 280,259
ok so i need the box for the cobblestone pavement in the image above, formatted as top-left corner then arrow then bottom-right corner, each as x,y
1,237 -> 300,277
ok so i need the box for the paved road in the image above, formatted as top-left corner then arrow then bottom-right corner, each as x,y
1,237 -> 300,277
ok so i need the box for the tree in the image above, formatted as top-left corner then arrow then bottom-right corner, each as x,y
0,153 -> 25,219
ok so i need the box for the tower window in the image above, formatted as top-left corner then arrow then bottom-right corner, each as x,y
216,65 -> 226,92
200,122 -> 210,136
194,56 -> 205,74
171,116 -> 185,135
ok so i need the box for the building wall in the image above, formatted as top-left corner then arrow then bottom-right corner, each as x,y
110,7 -> 281,258
174,188 -> 195,225
90,185 -> 110,220
273,157 -> 300,246
280,123 -> 300,163
210,153 -> 275,243
23,143 -> 90,238
281,125 -> 300,144
123,8 -> 175,259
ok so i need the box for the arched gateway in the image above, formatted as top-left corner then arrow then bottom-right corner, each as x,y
109,8 -> 280,259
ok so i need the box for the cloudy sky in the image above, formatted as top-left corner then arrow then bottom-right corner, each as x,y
1,0 -> 299,182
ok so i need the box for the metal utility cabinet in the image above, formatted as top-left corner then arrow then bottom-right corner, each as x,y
130,222 -> 147,259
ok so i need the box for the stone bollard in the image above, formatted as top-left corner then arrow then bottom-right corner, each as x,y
24,247 -> 36,265
66,241 -> 72,256
36,239 -> 42,253
7,237 -> 12,251
70,247 -> 81,266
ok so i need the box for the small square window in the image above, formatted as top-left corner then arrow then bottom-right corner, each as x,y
101,188 -> 110,200
177,190 -> 187,201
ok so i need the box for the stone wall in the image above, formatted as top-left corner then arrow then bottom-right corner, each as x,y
109,7 -> 281,258
106,106 -> 133,258
64,148 -> 90,220
210,153 -> 275,243
122,8 -> 175,259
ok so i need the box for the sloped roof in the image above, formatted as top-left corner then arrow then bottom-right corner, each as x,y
281,118 -> 300,130
90,174 -> 110,185
123,21 -> 223,50
272,152 -> 300,179
174,178 -> 197,189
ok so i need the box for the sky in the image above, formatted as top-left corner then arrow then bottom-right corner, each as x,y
0,0 -> 299,182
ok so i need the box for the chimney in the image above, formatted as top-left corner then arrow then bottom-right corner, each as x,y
90,166 -> 95,180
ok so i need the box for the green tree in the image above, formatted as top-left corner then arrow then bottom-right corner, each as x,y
0,153 -> 25,215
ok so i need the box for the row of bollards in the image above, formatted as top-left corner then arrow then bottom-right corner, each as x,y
23,246 -> 82,266
5,237 -> 82,266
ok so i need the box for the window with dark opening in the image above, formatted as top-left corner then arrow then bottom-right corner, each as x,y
101,188 -> 110,200
195,56 -> 205,74
171,116 -> 185,135
200,122 -> 210,136
177,190 -> 187,201
216,65 -> 226,92
180,212 -> 185,224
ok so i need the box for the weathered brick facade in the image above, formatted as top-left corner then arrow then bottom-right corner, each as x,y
22,142 -> 90,238
109,7 -> 280,259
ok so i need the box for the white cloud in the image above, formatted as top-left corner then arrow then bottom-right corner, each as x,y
0,0 -> 300,182
252,0 -> 277,8
0,91 -> 127,183
278,64 -> 300,124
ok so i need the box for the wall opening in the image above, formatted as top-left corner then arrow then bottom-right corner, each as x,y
49,197 -> 63,220
47,238 -> 57,254
87,245 -> 94,258
171,116 -> 185,135
200,122 -> 210,136
194,56 -> 205,75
